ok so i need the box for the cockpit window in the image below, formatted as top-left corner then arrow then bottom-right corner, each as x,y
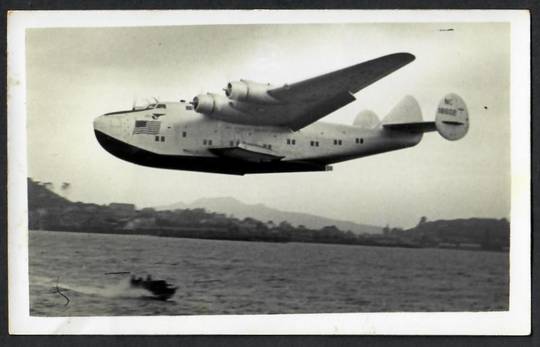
104,100 -> 164,116
133,99 -> 159,110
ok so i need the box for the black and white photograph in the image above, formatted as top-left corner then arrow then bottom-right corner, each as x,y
8,10 -> 530,334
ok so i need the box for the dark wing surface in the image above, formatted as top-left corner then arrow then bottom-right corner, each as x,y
199,53 -> 415,131
269,53 -> 415,102
210,143 -> 284,163
267,52 -> 416,130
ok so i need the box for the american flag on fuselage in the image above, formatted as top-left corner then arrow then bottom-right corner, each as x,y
133,120 -> 161,135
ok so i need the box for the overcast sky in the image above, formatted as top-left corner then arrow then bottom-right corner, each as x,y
25,22 -> 510,228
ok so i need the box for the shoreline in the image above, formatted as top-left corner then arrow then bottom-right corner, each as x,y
28,229 -> 508,253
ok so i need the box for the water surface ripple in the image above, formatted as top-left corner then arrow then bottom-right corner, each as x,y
29,230 -> 509,316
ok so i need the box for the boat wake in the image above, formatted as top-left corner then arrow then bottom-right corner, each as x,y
97,278 -> 151,299
32,276 -> 153,299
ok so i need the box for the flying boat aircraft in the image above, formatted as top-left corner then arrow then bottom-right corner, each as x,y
94,53 -> 469,175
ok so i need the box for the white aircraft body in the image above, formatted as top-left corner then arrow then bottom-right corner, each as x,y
94,53 -> 469,175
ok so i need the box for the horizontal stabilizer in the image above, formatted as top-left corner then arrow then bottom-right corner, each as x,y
210,143 -> 284,163
382,93 -> 469,141
383,121 -> 436,133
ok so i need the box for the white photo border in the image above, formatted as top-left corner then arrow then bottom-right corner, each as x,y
7,10 -> 531,335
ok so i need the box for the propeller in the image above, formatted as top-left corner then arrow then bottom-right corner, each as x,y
190,97 -> 199,109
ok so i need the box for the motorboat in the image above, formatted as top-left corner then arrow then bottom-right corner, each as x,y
130,275 -> 177,301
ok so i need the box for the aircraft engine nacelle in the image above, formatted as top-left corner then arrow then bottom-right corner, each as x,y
192,94 -> 217,114
225,80 -> 280,104
192,93 -> 250,122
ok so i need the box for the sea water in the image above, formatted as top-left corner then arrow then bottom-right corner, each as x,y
28,230 -> 509,316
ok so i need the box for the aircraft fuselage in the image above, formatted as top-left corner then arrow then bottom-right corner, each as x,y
94,101 -> 422,175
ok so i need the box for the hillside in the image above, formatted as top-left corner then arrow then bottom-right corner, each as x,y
27,178 -> 73,209
156,197 -> 383,235
26,178 -> 509,251
405,218 -> 509,250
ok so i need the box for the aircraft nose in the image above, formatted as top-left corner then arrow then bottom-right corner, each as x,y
94,113 -> 126,145
93,114 -> 108,134
93,113 -> 128,159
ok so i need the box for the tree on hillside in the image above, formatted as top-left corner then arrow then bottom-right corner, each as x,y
417,216 -> 428,226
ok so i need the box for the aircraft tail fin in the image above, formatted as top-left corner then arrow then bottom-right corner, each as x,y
434,93 -> 469,140
381,95 -> 423,125
381,93 -> 469,141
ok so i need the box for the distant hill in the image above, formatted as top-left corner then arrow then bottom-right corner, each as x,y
156,197 -> 382,234
27,178 -> 73,209
27,177 -> 508,251
404,218 -> 509,250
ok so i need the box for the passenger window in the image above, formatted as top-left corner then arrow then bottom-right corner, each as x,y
182,131 -> 187,137
155,136 -> 159,142
161,136 -> 165,142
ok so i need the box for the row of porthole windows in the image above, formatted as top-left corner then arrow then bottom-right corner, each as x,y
294,138 -> 365,146
180,133 -> 364,146
204,139 -> 272,149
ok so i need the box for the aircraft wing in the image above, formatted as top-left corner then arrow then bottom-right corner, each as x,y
215,53 -> 415,130
269,53 -> 415,103
267,52 -> 416,130
197,53 -> 415,131
209,143 -> 284,163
